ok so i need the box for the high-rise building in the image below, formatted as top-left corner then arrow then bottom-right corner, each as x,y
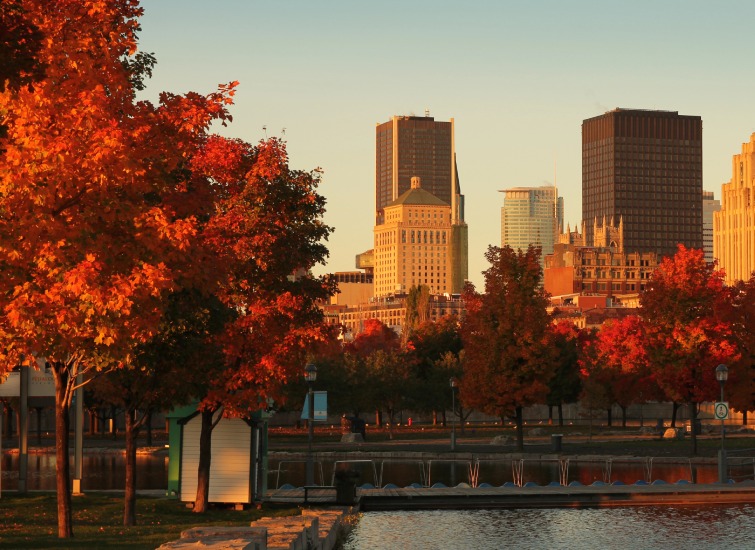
500,186 -> 563,263
373,177 -> 456,297
376,115 -> 463,225
376,114 -> 468,290
702,191 -> 720,264
713,133 -> 755,283
582,108 -> 703,258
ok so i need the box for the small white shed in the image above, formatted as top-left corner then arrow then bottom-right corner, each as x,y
167,406 -> 269,505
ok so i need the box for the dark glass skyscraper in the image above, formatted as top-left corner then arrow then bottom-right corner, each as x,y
582,109 -> 702,258
375,115 -> 462,226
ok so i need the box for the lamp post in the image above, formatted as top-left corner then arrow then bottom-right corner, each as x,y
715,363 -> 728,483
304,362 -> 317,486
450,378 -> 457,451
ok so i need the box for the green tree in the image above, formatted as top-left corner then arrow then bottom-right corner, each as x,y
460,245 -> 554,450
544,320 -> 582,426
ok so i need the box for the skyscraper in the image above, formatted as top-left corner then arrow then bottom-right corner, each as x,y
702,190 -> 720,264
375,114 -> 467,291
582,109 -> 703,258
714,133 -> 755,283
500,186 -> 563,264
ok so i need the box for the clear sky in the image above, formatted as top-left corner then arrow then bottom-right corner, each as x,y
137,1 -> 755,288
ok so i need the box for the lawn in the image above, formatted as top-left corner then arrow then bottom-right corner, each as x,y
0,494 -> 298,549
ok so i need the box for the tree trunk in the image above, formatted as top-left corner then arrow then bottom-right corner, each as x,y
441,409 -> 446,428
743,410 -> 748,426
387,408 -> 394,440
374,409 -> 382,428
671,402 -> 679,427
123,408 -> 138,526
52,365 -> 73,538
193,409 -> 214,513
432,410 -> 437,426
515,406 -> 524,451
606,407 -> 612,427
459,407 -> 466,434
620,405 -> 627,427
557,403 -> 564,427
110,405 -> 117,439
548,405 -> 553,425
689,402 -> 698,455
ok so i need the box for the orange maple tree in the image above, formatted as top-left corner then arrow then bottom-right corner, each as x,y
0,0 -> 236,536
460,245 -> 554,450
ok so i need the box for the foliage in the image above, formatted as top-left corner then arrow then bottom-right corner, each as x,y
640,245 -> 739,452
723,276 -> 755,414
0,0 -> 45,92
460,245 -> 553,449
403,284 -> 431,342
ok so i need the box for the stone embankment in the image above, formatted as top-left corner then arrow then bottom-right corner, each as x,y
157,507 -> 353,550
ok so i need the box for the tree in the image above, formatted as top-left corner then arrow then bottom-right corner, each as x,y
460,245 -> 554,450
0,1 -> 45,92
403,284 -> 431,343
405,315 -> 463,425
579,316 -> 654,427
188,136 -> 335,512
544,320 -> 582,426
0,1 -> 237,537
723,276 -> 755,422
640,245 -> 739,454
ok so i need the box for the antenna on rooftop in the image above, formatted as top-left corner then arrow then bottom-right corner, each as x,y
262,125 -> 267,138
425,108 -> 430,117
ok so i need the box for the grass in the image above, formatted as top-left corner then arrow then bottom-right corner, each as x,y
0,494 -> 299,549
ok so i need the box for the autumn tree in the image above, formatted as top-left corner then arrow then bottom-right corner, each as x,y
403,284 -> 431,343
723,276 -> 755,423
579,316 -> 654,427
343,318 -> 401,428
187,136 -> 335,512
0,1 -> 237,536
460,245 -> 554,450
640,245 -> 739,454
0,0 -> 45,92
544,320 -> 582,426
405,315 -> 463,426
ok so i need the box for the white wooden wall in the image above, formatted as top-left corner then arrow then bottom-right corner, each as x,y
180,416 -> 252,504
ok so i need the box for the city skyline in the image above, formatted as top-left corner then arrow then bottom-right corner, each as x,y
137,1 -> 755,287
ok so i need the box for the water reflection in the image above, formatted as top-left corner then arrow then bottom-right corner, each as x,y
344,505 -> 755,550
1,453 -> 168,491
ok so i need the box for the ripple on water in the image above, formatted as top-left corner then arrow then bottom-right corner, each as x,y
343,505 -> 755,550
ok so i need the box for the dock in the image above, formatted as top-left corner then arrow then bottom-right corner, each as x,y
267,481 -> 755,510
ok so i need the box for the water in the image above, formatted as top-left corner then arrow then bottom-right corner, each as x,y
1,453 -> 168,491
343,505 -> 755,550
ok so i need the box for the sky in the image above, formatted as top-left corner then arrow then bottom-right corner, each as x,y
137,1 -> 755,288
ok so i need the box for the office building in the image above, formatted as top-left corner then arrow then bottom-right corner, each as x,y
702,191 -> 720,264
500,186 -> 563,263
582,108 -> 703,258
374,176 -> 456,297
376,114 -> 468,290
714,133 -> 755,283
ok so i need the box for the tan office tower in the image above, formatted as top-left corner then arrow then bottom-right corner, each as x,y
374,177 -> 456,297
375,115 -> 468,292
714,133 -> 755,283
582,109 -> 702,258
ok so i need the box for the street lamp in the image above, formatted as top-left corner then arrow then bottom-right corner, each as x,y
715,363 -> 728,483
450,378 -> 457,451
304,362 -> 317,486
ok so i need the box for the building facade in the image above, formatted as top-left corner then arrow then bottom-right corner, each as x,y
582,108 -> 703,258
544,219 -> 658,300
714,133 -> 755,283
373,177 -> 456,297
500,186 -> 563,263
376,115 -> 468,290
702,190 -> 720,264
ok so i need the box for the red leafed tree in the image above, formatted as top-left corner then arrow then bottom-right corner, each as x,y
721,276 -> 755,423
460,245 -> 554,451
188,136 -> 335,512
579,316 -> 655,427
640,245 -> 739,454
0,1 -> 235,536
344,318 -> 401,428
